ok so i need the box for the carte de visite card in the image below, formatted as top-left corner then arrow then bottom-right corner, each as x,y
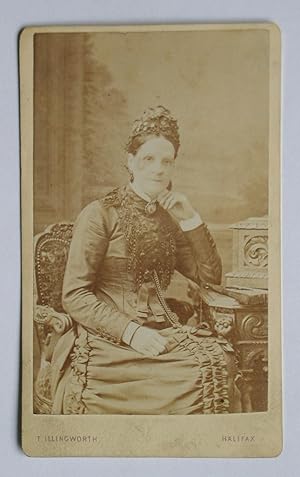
20,22 -> 282,457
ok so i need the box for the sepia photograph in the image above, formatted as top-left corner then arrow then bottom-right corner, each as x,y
21,23 -> 281,456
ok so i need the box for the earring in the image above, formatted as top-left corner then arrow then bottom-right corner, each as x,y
129,169 -> 134,182
167,180 -> 172,191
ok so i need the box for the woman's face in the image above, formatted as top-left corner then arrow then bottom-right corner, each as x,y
128,136 -> 175,199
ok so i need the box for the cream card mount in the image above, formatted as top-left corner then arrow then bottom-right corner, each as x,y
20,23 -> 282,457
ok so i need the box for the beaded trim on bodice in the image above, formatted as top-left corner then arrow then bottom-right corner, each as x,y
101,185 -> 178,292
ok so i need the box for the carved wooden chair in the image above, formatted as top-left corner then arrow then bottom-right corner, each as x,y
34,224 -> 74,413
33,222 -> 268,414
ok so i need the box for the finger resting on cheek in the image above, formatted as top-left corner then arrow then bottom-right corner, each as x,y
158,191 -> 171,201
158,196 -> 169,206
168,199 -> 177,209
165,197 -> 175,209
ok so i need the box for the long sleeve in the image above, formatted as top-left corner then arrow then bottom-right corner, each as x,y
62,201 -> 134,342
175,222 -> 222,286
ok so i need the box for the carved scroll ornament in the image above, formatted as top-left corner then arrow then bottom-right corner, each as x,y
240,313 -> 268,340
243,235 -> 268,268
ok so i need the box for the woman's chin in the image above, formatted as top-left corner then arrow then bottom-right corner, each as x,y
146,183 -> 167,198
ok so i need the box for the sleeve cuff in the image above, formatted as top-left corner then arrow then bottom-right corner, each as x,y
122,321 -> 141,345
180,213 -> 203,231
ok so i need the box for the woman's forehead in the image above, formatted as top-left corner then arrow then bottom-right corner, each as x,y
137,136 -> 175,157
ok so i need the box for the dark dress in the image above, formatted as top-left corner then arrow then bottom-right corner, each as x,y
52,185 -> 240,414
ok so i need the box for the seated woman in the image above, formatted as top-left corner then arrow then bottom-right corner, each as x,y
53,106 -> 240,415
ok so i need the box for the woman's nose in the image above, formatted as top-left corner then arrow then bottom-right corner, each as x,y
152,160 -> 164,175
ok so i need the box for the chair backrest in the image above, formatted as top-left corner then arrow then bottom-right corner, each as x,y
35,223 -> 74,312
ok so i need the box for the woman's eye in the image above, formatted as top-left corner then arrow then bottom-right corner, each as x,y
163,159 -> 173,165
144,156 -> 154,162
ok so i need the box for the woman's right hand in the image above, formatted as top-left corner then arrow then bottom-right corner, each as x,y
130,326 -> 168,356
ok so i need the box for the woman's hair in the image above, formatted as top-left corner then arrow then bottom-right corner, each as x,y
126,105 -> 180,157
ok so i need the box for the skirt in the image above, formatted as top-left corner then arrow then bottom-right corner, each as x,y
59,325 -> 241,415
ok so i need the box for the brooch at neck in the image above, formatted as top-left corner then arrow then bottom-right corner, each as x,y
144,200 -> 157,216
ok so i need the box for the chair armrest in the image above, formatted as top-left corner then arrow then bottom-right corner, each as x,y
33,306 -> 74,414
34,305 -> 73,363
34,305 -> 73,334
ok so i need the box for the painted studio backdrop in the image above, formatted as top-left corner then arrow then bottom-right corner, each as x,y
33,31 -> 269,281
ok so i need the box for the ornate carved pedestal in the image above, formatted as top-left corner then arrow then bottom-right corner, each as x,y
197,285 -> 268,412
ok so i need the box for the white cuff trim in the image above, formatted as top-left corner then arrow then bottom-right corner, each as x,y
180,213 -> 203,231
122,321 -> 141,345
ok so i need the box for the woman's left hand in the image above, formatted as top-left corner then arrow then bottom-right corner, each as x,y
158,190 -> 197,222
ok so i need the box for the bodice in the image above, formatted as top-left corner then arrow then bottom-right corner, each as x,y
62,184 -> 222,341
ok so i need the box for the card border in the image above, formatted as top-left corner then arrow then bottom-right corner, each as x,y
20,22 -> 282,457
